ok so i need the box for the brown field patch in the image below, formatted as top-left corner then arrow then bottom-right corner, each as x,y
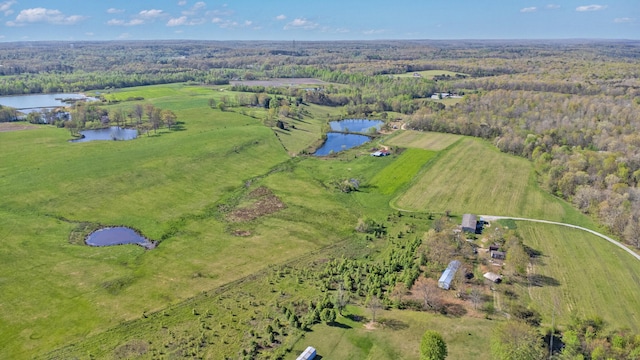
229,78 -> 326,87
0,122 -> 39,132
227,186 -> 286,222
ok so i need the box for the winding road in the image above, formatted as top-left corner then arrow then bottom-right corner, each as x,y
480,215 -> 640,262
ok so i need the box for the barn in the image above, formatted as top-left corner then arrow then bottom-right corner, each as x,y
461,214 -> 477,233
438,260 -> 462,290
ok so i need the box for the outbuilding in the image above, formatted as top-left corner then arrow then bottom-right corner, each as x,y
491,250 -> 506,260
461,214 -> 477,233
483,272 -> 502,283
438,260 -> 462,290
297,346 -> 316,360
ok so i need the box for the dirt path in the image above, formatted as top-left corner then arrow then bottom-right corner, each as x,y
480,215 -> 640,262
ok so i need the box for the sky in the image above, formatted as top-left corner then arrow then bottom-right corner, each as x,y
0,0 -> 638,42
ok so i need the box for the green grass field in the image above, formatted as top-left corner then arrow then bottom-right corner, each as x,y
393,137 -> 592,225
512,222 -> 640,331
287,307 -> 492,360
2,85 -> 639,359
386,130 -> 462,151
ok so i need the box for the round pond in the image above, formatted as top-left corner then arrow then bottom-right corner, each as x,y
85,227 -> 155,249
71,127 -> 138,142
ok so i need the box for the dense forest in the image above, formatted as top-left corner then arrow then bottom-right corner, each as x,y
2,39 -> 640,249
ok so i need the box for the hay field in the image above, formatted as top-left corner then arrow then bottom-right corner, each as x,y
386,130 -> 462,151
514,222 -> 640,331
393,137 -> 579,222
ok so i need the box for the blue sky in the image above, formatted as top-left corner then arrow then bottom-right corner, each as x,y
0,1 -> 637,42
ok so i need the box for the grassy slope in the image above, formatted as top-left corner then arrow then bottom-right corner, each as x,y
287,307 -> 491,360
0,84 -> 349,358
385,130 -> 462,151
393,137 -> 594,226
514,222 -> 640,331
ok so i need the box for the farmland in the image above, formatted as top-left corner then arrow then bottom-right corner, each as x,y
2,39 -> 640,360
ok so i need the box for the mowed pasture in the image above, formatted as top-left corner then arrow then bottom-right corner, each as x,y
393,136 -> 590,225
287,307 -> 492,360
386,130 -> 461,151
0,84 -> 354,358
513,222 -> 640,331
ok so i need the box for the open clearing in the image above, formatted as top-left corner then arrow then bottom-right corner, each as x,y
386,130 -> 461,151
393,137 -> 589,225
514,222 -> 640,331
0,122 -> 39,132
394,70 -> 468,79
230,78 -> 327,87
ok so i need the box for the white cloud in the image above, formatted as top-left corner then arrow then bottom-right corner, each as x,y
546,4 -> 560,9
107,18 -> 144,26
6,8 -> 87,26
167,16 -> 187,26
614,17 -> 634,23
178,0 -> 187,5
576,4 -> 607,12
85,32 -> 94,36
284,18 -> 318,30
138,9 -> 164,19
362,29 -> 385,35
107,8 -> 124,14
0,0 -> 16,16
118,32 -> 131,39
520,7 -> 537,13
275,14 -> 286,21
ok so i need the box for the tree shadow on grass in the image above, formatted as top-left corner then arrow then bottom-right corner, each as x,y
528,274 -> 561,287
328,321 -> 352,329
345,314 -> 364,323
170,121 -> 186,131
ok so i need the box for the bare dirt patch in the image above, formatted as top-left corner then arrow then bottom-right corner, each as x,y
0,122 -> 39,132
227,186 -> 286,222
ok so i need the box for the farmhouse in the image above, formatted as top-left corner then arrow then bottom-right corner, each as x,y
438,260 -> 462,290
491,250 -> 506,260
461,214 -> 477,233
297,346 -> 316,360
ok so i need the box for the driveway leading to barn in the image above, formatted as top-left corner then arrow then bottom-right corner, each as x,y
480,215 -> 640,262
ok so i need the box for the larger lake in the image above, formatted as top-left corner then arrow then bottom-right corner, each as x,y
329,119 -> 384,133
0,93 -> 96,113
314,133 -> 372,156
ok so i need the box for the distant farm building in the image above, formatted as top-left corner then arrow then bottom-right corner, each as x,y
438,260 -> 462,290
371,149 -> 390,157
483,272 -> 502,283
491,250 -> 506,260
461,214 -> 478,233
489,244 -> 500,252
297,346 -> 316,360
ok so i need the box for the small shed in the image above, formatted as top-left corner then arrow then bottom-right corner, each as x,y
483,272 -> 502,283
297,346 -> 316,360
491,250 -> 506,260
438,260 -> 462,290
489,244 -> 500,252
461,214 -> 477,233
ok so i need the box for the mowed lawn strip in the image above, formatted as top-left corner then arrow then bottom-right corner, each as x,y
514,222 -> 640,331
393,137 -> 571,221
386,130 -> 461,151
369,148 -> 437,195
287,306 -> 492,360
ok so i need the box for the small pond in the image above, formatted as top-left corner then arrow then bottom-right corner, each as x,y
329,119 -> 384,133
70,126 -> 138,142
85,227 -> 155,249
0,93 -> 97,113
314,133 -> 372,156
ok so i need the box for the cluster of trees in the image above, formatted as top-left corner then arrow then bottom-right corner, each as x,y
63,102 -> 177,136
